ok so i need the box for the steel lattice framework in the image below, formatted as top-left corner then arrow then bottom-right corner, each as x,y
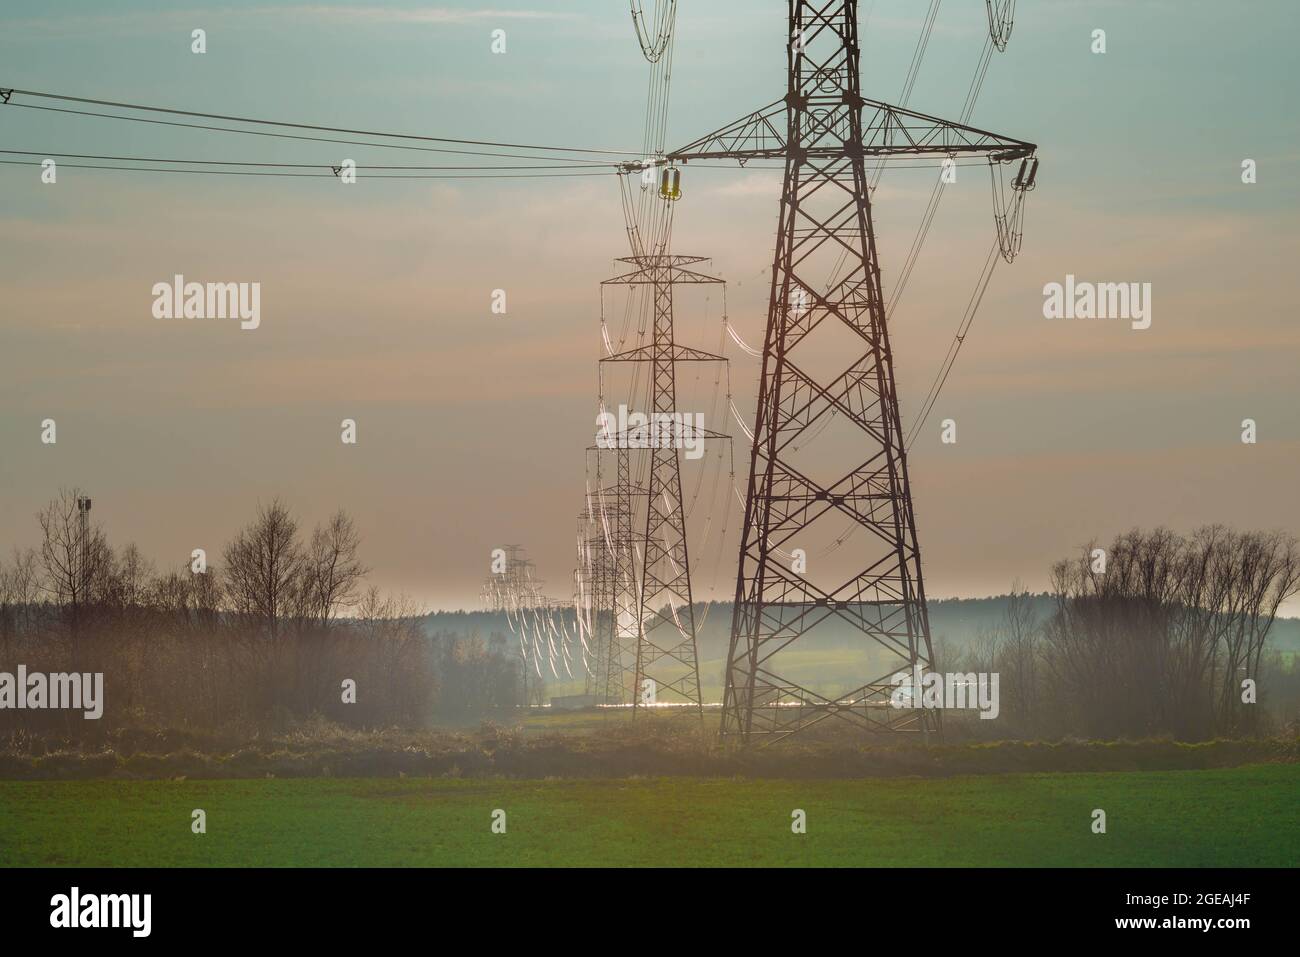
665,0 -> 1036,743
608,447 -> 641,703
582,446 -> 643,705
580,502 -> 615,701
602,254 -> 729,715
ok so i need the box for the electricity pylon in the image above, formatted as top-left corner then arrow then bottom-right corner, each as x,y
581,445 -> 642,705
601,254 -> 729,717
609,447 -> 640,704
578,504 -> 615,701
665,0 -> 1038,742
481,544 -> 547,706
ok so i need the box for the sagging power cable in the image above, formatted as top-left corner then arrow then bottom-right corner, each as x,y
0,148 -> 615,171
0,86 -> 641,156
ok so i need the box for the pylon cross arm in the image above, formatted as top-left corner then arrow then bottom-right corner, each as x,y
668,97 -> 1035,163
601,343 -> 727,364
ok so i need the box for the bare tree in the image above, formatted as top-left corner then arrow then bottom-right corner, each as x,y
101,542 -> 154,610
1042,527 -> 1300,739
1217,530 -> 1300,732
189,560 -> 224,628
222,499 -> 304,637
302,510 -> 368,627
36,488 -> 110,661
350,587 -> 431,721
0,547 -> 42,650
998,581 -> 1041,726
0,554 -> 13,655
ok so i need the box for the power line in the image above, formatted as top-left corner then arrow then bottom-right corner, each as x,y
0,149 -> 612,170
0,144 -> 981,176
629,0 -> 677,63
0,86 -> 640,156
3,102 -> 625,164
0,159 -> 614,180
904,239 -> 1000,451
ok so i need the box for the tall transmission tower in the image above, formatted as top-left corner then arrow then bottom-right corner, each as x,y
662,1 -> 1038,742
600,254 -> 729,716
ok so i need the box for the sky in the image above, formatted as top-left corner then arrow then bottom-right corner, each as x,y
1,0 -> 1298,613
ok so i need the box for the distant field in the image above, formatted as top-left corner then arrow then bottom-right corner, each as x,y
2,764 -> 1295,866
527,647 -> 899,704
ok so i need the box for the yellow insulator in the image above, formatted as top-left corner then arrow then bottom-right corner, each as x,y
659,166 -> 682,201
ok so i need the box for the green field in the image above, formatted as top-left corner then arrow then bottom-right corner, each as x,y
2,763 -> 1295,866
529,648 -> 896,705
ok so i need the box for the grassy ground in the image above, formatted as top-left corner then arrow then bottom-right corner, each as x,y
1,763 -> 1294,867
527,647 -> 892,705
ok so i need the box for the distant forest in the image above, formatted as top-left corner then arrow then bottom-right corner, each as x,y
425,597 -> 1300,662
432,529 -> 1300,739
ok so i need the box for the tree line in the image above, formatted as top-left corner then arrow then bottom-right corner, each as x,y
0,489 -> 523,736
947,527 -> 1300,739
5,495 -> 1297,742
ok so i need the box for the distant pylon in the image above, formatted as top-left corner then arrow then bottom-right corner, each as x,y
583,444 -> 644,705
578,504 -> 614,701
606,447 -> 640,704
601,253 -> 730,717
481,544 -> 548,704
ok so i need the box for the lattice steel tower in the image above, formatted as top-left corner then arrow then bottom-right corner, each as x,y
581,445 -> 641,705
601,254 -> 728,717
663,0 -> 1037,741
578,501 -> 615,701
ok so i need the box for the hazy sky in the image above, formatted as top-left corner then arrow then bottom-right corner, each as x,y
2,0 -> 1298,612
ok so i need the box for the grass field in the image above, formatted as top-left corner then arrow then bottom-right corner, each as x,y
1,763 -> 1295,866
524,647 -> 894,705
